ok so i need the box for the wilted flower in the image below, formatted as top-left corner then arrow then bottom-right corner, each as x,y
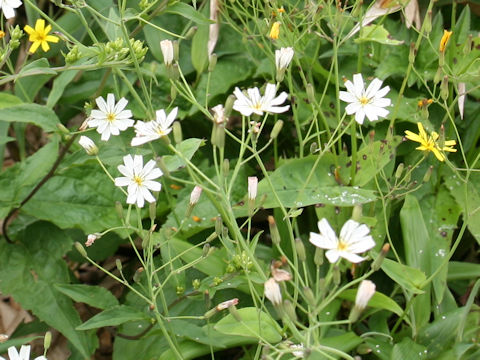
439,29 -> 453,52
78,136 -> 98,156
339,73 -> 391,125
309,218 -> 375,264
87,94 -> 134,141
404,122 -> 456,162
0,0 -> 22,19
211,104 -> 226,125
24,19 -> 59,54
216,298 -> 239,311
275,47 -> 294,71
233,83 -> 289,116
264,277 -> 282,306
160,39 -> 174,65
269,21 -> 280,40
247,177 -> 258,201
290,343 -> 305,358
131,107 -> 178,146
0,345 -> 47,360
114,154 -> 163,208
85,234 -> 97,247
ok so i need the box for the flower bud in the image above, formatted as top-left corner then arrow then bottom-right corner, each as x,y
295,238 -> 306,261
371,243 -> 390,271
395,163 -> 404,179
173,121 -> 182,144
424,10 -> 432,35
115,258 -> 123,271
434,67 -> 443,84
264,278 -> 282,306
79,136 -> 98,156
333,265 -> 341,285
423,165 -> 434,183
440,76 -> 449,101
215,216 -> 223,236
222,158 -> 229,176
44,331 -> 52,351
228,304 -> 242,321
270,120 -> 283,140
208,53 -> 217,72
275,47 -> 294,82
351,205 -> 362,222
133,267 -> 144,283
349,280 -> 376,322
160,39 -> 174,66
248,176 -> 258,217
115,201 -> 124,220
202,243 -> 210,257
310,142 -> 318,154
74,242 -> 88,258
408,42 -> 416,64
314,247 -> 323,266
283,300 -> 297,322
224,95 -> 235,118
303,287 -> 316,307
185,26 -> 198,40
306,83 -> 316,104
268,215 -> 281,245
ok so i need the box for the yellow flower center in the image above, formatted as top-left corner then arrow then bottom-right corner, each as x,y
253,103 -> 262,110
359,96 -> 370,105
156,129 -> 165,136
133,175 -> 143,186
337,240 -> 348,252
106,113 -> 116,122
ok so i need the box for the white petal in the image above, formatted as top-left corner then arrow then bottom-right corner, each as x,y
344,80 -> 358,97
352,74 -> 365,96
95,96 -> 108,113
19,345 -> 31,360
115,110 -> 133,120
145,168 -> 163,181
233,103 -> 254,116
354,109 -> 366,124
375,85 -> 390,99
340,220 -> 359,243
114,97 -> 128,113
364,105 -> 380,122
123,154 -> 134,171
132,155 -> 144,175
345,102 -> 361,115
365,78 -> 383,98
339,91 -> 356,103
265,105 -> 290,114
115,177 -> 131,187
373,98 -> 391,107
100,128 -> 111,141
106,93 -> 116,113
144,180 -> 161,192
90,109 -> 107,120
2,5 -> 15,19
136,191 -> 146,208
348,236 -> 376,254
318,218 -> 338,243
141,186 -> 156,203
325,249 -> 340,263
165,107 -> 178,127
339,251 -> 366,263
269,91 -> 288,106
309,232 -> 336,250
263,83 -> 277,103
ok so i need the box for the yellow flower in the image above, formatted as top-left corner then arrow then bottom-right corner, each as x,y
0,31 -> 5,39
405,122 -> 456,162
24,19 -> 59,54
269,21 -> 280,40
439,30 -> 452,52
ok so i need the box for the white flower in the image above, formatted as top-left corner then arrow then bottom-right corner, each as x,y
0,345 -> 47,360
233,83 -> 289,116
339,73 -> 391,125
264,277 -> 282,306
290,343 -> 305,358
114,155 -> 163,208
275,47 -> 294,71
87,94 -> 134,141
247,176 -> 258,201
189,186 -> 202,206
131,107 -> 178,146
78,136 -> 98,156
309,218 -> 375,264
355,280 -> 376,310
160,39 -> 174,65
0,0 -> 22,19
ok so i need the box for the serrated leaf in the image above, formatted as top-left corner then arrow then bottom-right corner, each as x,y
214,307 -> 282,343
55,284 -> 119,309
77,305 -> 149,330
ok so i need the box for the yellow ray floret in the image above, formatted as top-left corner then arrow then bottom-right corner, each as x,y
405,122 -> 456,162
24,19 -> 59,54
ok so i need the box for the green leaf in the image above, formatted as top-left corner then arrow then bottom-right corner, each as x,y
448,261 -> 480,281
319,332 -> 362,354
214,307 -> 282,343
0,93 -> 23,108
257,154 -> 377,209
165,2 -> 212,25
46,69 -> 81,108
0,223 -> 96,358
55,284 -> 119,310
338,289 -> 403,317
392,338 -> 428,360
0,104 -> 60,132
454,5 -> 471,45
77,305 -> 149,330
191,22 -> 209,76
355,24 -> 404,46
162,138 -> 205,172
381,258 -> 426,294
15,58 -> 57,102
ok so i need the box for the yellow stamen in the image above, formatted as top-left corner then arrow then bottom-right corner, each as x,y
359,96 -> 370,105
337,241 -> 348,252
106,113 -> 116,122
133,176 -> 143,185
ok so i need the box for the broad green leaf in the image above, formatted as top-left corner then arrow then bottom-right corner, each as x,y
15,58 -> 57,102
55,284 -> 119,310
338,289 -> 403,317
448,261 -> 480,281
0,337 -> 40,354
77,305 -> 149,330
214,307 -> 282,343
0,135 -> 14,144
454,5 -> 471,45
257,154 -> 377,209
0,93 -> 23,108
168,321 -> 231,348
381,258 -> 426,294
162,138 -> 205,172
392,338 -> 427,360
0,104 -> 60,132
445,173 -> 480,243
46,69 -> 81,108
191,22 -> 209,76
21,163 -> 124,234
165,2 -> 212,25
0,223 -> 96,357
355,24 -> 403,45
319,332 -> 362,354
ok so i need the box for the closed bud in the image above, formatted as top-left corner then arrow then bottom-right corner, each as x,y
349,280 -> 376,322
268,216 -> 281,245
160,39 -> 174,66
314,247 -> 323,266
78,136 -> 98,156
371,243 -> 390,271
333,265 -> 341,285
224,95 -> 235,118
306,83 -> 315,104
43,331 -> 52,351
351,205 -> 362,222
206,232 -> 217,242
295,238 -> 306,261
310,142 -> 318,154
248,176 -> 258,217
423,165 -> 434,183
270,120 -> 283,140
173,41 -> 179,62
185,26 -> 198,40
440,76 -> 449,100
424,10 -> 432,35
149,202 -> 156,221
116,258 -> 123,271
303,287 -> 316,307
173,121 -> 182,144
228,305 -> 243,321
215,216 -> 223,236
283,300 -> 297,322
170,85 -> 177,101
156,157 -> 170,178
115,201 -> 124,220
395,163 -> 404,179
404,166 -> 412,183
434,67 -> 443,84
408,42 -> 416,64
74,242 -> 87,258
133,267 -> 144,283
208,53 -> 217,72
202,243 -> 211,257
222,158 -> 229,176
